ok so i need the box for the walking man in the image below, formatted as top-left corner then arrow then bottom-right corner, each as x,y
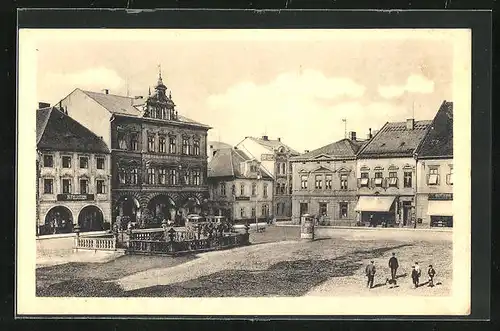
427,265 -> 436,287
411,266 -> 419,288
388,252 -> 399,281
365,260 -> 376,289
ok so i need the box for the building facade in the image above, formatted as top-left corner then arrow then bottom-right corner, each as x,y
36,106 -> 111,235
415,101 -> 454,227
235,136 -> 299,222
355,119 -> 432,227
58,72 -> 211,228
207,146 -> 273,224
290,133 -> 366,225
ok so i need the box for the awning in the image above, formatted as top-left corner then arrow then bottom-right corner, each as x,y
355,196 -> 396,212
427,200 -> 453,216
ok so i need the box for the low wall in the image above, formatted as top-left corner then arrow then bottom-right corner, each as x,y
314,226 -> 452,242
36,231 -> 111,257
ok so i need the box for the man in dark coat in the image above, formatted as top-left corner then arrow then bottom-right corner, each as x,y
411,266 -> 419,288
388,252 -> 399,281
365,260 -> 376,289
427,265 -> 436,287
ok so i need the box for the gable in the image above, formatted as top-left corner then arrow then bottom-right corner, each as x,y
311,166 -> 334,173
313,154 -> 334,160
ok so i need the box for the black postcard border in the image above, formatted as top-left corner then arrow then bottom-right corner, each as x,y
12,9 -> 492,322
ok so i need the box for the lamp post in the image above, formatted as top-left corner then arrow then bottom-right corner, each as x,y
256,172 -> 261,232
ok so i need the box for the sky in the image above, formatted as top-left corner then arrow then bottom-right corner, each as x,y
34,29 -> 456,153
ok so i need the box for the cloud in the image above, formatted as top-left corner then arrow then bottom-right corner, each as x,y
378,74 -> 435,99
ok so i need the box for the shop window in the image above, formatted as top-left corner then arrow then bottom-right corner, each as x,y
404,171 -> 412,188
79,156 -> 88,169
339,202 -> 348,219
96,179 -> 106,194
319,203 -> 328,216
340,174 -> 348,190
62,156 -> 72,168
43,178 -> 53,194
388,172 -> 398,187
299,202 -> 308,215
62,178 -> 72,194
79,179 -> 88,194
43,154 -> 53,168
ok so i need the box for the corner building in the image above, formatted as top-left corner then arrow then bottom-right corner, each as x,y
58,73 -> 211,227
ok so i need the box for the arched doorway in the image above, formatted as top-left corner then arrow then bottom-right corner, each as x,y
147,195 -> 176,225
78,205 -> 104,232
115,196 -> 140,228
44,206 -> 73,235
180,196 -> 201,217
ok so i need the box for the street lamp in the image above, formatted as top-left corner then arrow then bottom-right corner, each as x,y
255,172 -> 262,232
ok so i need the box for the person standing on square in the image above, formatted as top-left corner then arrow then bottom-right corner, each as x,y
388,252 -> 399,281
365,260 -> 376,289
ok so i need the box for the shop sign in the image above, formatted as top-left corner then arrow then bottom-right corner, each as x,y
428,193 -> 453,201
235,196 -> 250,201
57,194 -> 95,201
261,154 -> 275,161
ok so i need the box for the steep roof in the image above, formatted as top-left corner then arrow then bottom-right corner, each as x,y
208,147 -> 272,179
207,141 -> 233,150
246,136 -> 300,155
417,101 -> 453,158
290,138 -> 365,161
357,119 -> 432,158
77,89 -> 210,128
36,107 -> 110,153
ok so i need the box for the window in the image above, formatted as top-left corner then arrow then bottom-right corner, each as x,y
240,208 -> 245,218
220,182 -> 226,196
299,202 -> 308,215
131,168 -> 138,185
147,168 -> 155,184
325,175 -> 332,189
251,207 -> 256,218
240,183 -> 245,196
169,136 -> 177,153
319,203 -> 328,216
96,157 -> 105,170
388,172 -> 398,187
43,178 -> 53,194
374,172 -> 383,187
159,136 -> 166,153
404,171 -> 412,188
43,155 -> 53,168
276,203 -> 281,216
79,179 -> 88,194
183,170 -> 191,185
79,156 -> 88,169
62,179 -> 72,194
96,179 -> 106,194
281,163 -> 286,175
159,169 -> 166,185
119,169 -> 126,184
447,167 -> 453,185
359,172 -> 369,187
340,174 -> 348,190
148,135 -> 155,152
130,134 -> 139,151
62,156 -> 72,168
118,133 -> 127,149
428,168 -> 439,185
231,184 -> 236,196
252,183 -> 257,196
301,175 -> 308,189
339,202 -> 348,219
263,183 -> 268,197
169,169 -> 177,185
315,175 -> 322,189
193,170 -> 201,186
182,138 -> 190,154
262,204 -> 269,217
193,140 -> 200,156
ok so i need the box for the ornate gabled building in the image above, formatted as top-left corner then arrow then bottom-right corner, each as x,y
58,71 -> 211,228
235,136 -> 300,222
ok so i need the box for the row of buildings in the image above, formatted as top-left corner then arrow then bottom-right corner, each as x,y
206,100 -> 453,228
36,70 -> 453,235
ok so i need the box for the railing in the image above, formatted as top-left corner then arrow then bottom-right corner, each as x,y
128,233 -> 250,255
75,236 -> 117,251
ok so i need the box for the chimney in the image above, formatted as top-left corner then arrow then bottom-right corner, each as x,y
367,128 -> 372,139
103,89 -> 109,95
38,102 -> 50,109
304,150 -> 310,153
406,118 -> 415,130
277,137 -> 281,142
262,135 -> 269,141
349,131 -> 357,141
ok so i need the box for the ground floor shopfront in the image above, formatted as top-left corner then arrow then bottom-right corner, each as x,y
415,193 -> 453,227
112,189 -> 210,229
274,195 -> 292,222
355,194 -> 416,227
291,194 -> 358,225
37,195 -> 112,235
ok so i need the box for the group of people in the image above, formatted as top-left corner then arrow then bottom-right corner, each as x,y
365,253 -> 437,289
